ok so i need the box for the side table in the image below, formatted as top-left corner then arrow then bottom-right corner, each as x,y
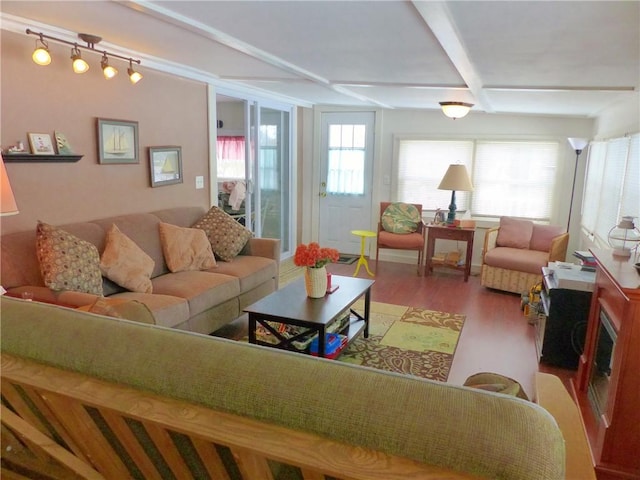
424,225 -> 475,281
350,230 -> 376,277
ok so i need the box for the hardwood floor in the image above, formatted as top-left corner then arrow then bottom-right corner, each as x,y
329,260 -> 575,399
218,258 -> 575,401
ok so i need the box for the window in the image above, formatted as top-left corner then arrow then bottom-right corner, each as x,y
397,140 -> 473,210
473,141 -> 558,219
259,124 -> 279,191
395,138 -> 559,220
582,133 -> 640,246
216,136 -> 245,179
327,124 -> 366,195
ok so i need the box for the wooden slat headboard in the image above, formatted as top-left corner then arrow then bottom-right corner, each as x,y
1,353 -> 481,480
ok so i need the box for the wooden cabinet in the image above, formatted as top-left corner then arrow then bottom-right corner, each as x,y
572,249 -> 640,479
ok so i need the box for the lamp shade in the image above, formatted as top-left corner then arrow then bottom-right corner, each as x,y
438,164 -> 474,192
568,137 -> 589,151
1,157 -> 19,216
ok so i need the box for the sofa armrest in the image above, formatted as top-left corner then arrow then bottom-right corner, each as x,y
548,233 -> 569,262
482,227 -> 499,260
245,237 -> 281,263
5,286 -> 99,309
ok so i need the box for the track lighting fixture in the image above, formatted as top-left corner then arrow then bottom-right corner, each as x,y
26,28 -> 142,84
127,59 -> 143,84
32,34 -> 51,66
101,54 -> 118,79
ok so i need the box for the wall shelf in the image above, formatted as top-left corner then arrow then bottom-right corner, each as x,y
2,153 -> 83,163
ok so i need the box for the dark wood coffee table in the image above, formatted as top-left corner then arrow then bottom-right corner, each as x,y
244,275 -> 374,358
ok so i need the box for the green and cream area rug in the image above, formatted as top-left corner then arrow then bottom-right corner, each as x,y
341,302 -> 465,382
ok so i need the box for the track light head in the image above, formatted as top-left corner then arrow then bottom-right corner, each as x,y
128,60 -> 143,84
71,46 -> 89,74
101,54 -> 118,79
32,35 -> 51,66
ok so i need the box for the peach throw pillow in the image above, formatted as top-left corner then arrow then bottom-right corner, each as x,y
159,222 -> 217,273
496,216 -> 534,249
100,224 -> 155,294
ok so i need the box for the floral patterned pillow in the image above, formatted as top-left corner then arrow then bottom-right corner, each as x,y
381,203 -> 421,234
36,221 -> 104,295
192,206 -> 253,262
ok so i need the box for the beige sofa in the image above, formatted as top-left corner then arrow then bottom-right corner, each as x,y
0,206 -> 280,334
481,216 -> 569,294
1,297 -> 566,479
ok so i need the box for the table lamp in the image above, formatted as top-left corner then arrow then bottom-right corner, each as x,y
1,156 -> 19,216
438,164 -> 473,223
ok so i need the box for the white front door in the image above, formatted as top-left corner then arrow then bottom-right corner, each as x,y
318,111 -> 375,255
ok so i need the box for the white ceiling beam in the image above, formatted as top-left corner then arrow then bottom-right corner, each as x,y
411,1 -> 494,113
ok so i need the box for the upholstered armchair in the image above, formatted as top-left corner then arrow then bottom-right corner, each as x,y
481,217 -> 569,294
375,202 -> 426,275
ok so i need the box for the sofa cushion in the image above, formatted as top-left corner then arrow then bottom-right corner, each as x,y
192,206 -> 253,262
530,224 -> 565,252
496,217 -> 534,249
381,202 -> 421,234
212,255 -> 277,293
35,221 -> 103,296
151,271 -> 240,318
79,297 -> 156,325
484,247 -> 550,274
158,222 -> 217,273
107,291 -> 190,329
100,224 -> 155,294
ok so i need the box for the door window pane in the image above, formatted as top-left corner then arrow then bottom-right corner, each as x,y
327,124 -> 366,195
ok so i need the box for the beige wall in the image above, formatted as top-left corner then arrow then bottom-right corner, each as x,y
1,30 -> 211,235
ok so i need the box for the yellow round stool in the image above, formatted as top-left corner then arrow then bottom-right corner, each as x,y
351,230 -> 377,277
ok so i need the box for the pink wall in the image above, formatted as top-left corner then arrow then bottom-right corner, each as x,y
1,30 -> 211,235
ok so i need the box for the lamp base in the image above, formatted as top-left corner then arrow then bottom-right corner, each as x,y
612,248 -> 632,259
446,190 -> 457,224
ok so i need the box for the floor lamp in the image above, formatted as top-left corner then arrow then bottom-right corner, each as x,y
566,137 -> 589,233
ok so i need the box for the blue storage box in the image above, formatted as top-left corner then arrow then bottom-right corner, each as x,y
310,333 -> 345,358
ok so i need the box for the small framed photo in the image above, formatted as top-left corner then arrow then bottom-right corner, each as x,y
97,118 -> 139,164
149,146 -> 183,187
28,133 -> 55,155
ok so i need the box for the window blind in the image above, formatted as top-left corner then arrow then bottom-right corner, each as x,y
593,137 -> 629,245
472,141 -> 558,220
581,141 -> 606,235
397,140 -> 474,210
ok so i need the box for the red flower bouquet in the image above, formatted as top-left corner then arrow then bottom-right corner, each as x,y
294,242 -> 340,269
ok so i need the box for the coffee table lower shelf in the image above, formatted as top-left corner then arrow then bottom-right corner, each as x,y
244,275 -> 374,359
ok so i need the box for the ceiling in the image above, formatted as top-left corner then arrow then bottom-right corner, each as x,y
2,1 -> 639,117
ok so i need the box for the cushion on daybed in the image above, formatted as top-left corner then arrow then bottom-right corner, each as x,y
100,224 -> 155,294
192,206 -> 253,262
530,224 -> 566,252
35,221 -> 104,296
158,222 -> 216,273
483,247 -> 551,274
496,217 -> 533,249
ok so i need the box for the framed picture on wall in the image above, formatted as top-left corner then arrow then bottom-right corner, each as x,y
149,146 -> 183,187
97,118 -> 139,164
28,133 -> 55,155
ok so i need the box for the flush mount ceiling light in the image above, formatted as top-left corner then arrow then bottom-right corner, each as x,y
439,101 -> 474,120
26,28 -> 142,84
